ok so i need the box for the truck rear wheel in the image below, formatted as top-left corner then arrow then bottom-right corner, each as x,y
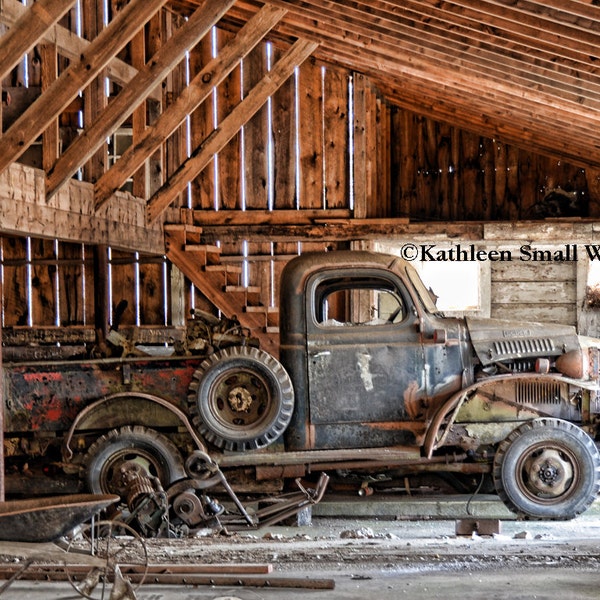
83,426 -> 186,497
188,346 -> 294,451
493,418 -> 600,520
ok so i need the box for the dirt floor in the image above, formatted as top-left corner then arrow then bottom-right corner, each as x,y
2,495 -> 600,599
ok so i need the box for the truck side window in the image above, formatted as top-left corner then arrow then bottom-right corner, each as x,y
315,277 -> 406,326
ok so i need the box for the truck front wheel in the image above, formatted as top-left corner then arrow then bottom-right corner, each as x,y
83,426 -> 186,497
493,418 -> 600,520
188,346 -> 294,452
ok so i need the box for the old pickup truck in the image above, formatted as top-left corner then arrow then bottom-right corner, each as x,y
3,250 -> 600,528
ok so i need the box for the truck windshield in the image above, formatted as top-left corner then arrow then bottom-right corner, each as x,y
404,263 -> 440,314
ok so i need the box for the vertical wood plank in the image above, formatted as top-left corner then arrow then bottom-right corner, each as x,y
139,258 -> 165,325
459,130 -> 481,220
271,45 -> 296,210
352,72 -> 367,218
494,140 -> 507,219
1,237 -> 28,327
217,28 -> 242,211
83,0 -> 107,184
298,58 -> 323,210
243,43 -> 267,210
189,35 -> 215,210
147,11 -> 164,197
481,137 -> 495,221
518,149 -> 537,219
110,249 -> 136,327
323,66 -> 349,209
363,84 -> 377,217
59,241 -> 85,325
30,238 -> 57,326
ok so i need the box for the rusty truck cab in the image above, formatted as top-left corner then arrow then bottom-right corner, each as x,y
279,250 -> 472,452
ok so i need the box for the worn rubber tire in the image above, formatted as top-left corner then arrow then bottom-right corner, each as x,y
493,418 -> 600,520
83,425 -> 186,497
188,346 -> 294,452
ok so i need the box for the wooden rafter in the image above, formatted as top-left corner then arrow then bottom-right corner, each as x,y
0,0 -> 75,82
147,38 -> 318,223
44,0 -> 237,200
0,0 -> 160,101
93,4 -> 288,210
219,0 -> 600,168
0,0 -> 169,176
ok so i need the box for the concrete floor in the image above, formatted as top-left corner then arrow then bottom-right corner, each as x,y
2,494 -> 600,599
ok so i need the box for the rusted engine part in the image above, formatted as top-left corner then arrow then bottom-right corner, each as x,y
175,308 -> 258,356
115,451 -> 329,537
118,461 -> 170,538
100,308 -> 257,358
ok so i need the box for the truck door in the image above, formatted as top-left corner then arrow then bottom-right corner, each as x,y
305,270 -> 426,449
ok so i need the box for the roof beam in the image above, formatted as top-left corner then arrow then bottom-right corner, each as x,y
93,4 -> 288,210
0,0 -> 168,176
45,0 -> 236,200
146,38 -> 317,223
0,0 -> 159,100
0,0 -> 75,82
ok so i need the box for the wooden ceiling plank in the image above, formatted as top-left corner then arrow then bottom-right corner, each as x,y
0,0 -> 168,177
45,0 -> 236,200
249,3 -> 600,130
382,79 -> 600,167
93,4 -> 287,210
146,38 -> 318,223
429,0 -> 600,51
260,1 -> 600,110
315,40 -> 600,163
356,0 -> 600,93
0,0 -> 75,82
0,0 -> 160,101
262,0 -> 600,67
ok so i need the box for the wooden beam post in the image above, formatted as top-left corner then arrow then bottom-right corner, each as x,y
0,0 -> 169,176
0,0 -> 75,82
147,39 -> 318,223
45,0 -> 235,199
0,0 -> 160,101
93,4 -> 288,210
40,44 -> 59,173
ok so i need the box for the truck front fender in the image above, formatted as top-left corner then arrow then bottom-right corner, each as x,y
62,392 -> 207,460
423,373 -> 591,458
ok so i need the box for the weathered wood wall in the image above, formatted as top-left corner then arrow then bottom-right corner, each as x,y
3,5 -> 600,349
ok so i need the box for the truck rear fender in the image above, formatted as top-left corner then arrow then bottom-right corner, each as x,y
62,392 -> 207,461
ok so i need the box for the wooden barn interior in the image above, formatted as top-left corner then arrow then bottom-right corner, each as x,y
4,1 -> 600,596
3,0 -> 600,366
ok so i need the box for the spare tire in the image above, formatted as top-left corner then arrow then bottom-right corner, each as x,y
188,346 -> 294,451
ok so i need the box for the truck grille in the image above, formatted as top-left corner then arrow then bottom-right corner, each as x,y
516,380 -> 562,405
492,338 -> 555,357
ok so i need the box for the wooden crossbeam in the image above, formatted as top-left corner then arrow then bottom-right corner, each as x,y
44,0 -> 236,200
0,0 -> 75,82
147,38 -> 318,223
93,4 -> 288,210
0,0 -> 160,101
0,0 -> 169,177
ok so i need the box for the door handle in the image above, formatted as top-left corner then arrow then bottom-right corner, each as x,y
312,351 -> 331,358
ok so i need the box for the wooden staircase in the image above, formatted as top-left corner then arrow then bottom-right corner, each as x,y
164,223 -> 279,356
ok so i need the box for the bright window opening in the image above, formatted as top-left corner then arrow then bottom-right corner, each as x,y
375,242 -> 481,313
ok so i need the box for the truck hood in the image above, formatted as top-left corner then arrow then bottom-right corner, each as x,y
466,316 -> 581,367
